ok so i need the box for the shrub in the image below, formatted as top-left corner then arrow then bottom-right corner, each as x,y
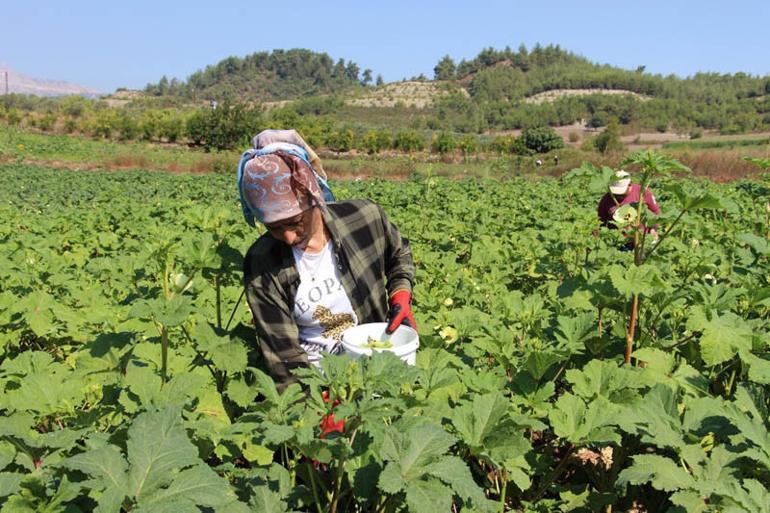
118,113 -> 140,140
362,129 -> 392,154
457,135 -> 479,157
91,110 -> 118,139
568,131 -> 580,143
594,119 -> 624,154
186,101 -> 263,151
139,111 -> 162,141
63,118 -> 77,133
521,126 -> 565,153
60,96 -> 88,117
580,136 -> 596,152
326,128 -> 355,152
393,130 -> 425,152
37,113 -> 56,132
587,112 -> 608,128
6,108 -> 22,126
159,113 -> 185,143
487,136 -> 515,154
431,132 -> 457,154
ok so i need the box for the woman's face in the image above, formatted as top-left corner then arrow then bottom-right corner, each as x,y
264,207 -> 317,248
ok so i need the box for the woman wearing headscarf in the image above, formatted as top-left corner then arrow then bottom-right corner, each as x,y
597,170 -> 661,249
239,130 -> 416,390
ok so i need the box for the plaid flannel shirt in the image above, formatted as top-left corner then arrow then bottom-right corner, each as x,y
243,200 -> 415,389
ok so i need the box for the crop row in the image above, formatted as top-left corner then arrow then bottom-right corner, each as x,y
0,163 -> 768,511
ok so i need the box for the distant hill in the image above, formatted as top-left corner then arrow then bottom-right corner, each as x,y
435,45 -> 770,103
139,44 -> 770,134
144,49 -> 371,101
425,45 -> 770,132
0,64 -> 101,98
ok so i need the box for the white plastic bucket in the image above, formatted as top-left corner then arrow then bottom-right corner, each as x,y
341,323 -> 419,365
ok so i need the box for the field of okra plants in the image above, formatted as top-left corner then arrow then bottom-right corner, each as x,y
0,152 -> 768,512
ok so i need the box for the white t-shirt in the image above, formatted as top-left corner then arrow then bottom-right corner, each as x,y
292,240 -> 357,365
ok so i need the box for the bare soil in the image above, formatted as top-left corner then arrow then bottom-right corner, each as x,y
523,88 -> 651,104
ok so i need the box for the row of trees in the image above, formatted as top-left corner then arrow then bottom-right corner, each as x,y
144,49 -> 377,101
1,96 -> 572,157
1,102 -> 190,144
430,90 -> 770,134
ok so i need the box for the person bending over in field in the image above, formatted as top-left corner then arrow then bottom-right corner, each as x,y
597,170 -> 661,249
238,130 -> 417,390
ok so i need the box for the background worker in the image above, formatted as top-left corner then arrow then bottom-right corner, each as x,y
597,170 -> 661,246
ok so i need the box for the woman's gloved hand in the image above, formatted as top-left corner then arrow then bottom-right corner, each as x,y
386,290 -> 417,334
320,390 -> 344,438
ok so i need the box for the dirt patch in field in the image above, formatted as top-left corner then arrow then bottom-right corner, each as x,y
523,88 -> 651,104
262,100 -> 293,111
346,81 -> 464,109
622,131 -> 690,151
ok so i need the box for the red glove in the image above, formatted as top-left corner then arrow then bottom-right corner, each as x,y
319,390 -> 344,438
386,290 -> 417,335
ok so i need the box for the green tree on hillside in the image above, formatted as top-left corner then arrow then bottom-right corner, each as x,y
521,126 -> 564,153
362,69 -> 373,86
434,55 -> 457,81
594,119 -> 624,154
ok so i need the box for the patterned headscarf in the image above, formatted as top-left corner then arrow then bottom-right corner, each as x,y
240,150 -> 325,225
253,129 -> 327,180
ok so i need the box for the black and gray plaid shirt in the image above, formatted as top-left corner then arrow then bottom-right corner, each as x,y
243,200 -> 415,389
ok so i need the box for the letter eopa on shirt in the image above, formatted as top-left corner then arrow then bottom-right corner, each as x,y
291,240 -> 358,364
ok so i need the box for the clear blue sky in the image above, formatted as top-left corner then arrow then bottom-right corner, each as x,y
4,0 -> 770,93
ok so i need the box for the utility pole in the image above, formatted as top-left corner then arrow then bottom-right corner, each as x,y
3,71 -> 7,95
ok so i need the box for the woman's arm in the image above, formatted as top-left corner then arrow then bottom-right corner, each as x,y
644,188 -> 661,215
377,204 -> 416,297
244,271 -> 308,391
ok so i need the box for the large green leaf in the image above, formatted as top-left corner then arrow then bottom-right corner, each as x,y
552,312 -> 595,353
609,264 -> 666,298
449,392 -> 508,448
61,446 -> 128,491
618,384 -> 685,451
427,455 -> 494,510
379,423 -> 456,481
736,232 -> 770,256
720,479 -> 770,513
668,183 -> 724,211
126,408 -> 200,499
0,441 -> 16,471
548,393 -> 620,444
6,371 -> 81,416
249,486 -> 293,513
566,359 -> 641,402
208,341 -> 248,374
405,478 -> 453,513
616,454 -> 695,492
138,465 -> 236,509
686,309 -> 753,366
0,473 -> 24,498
